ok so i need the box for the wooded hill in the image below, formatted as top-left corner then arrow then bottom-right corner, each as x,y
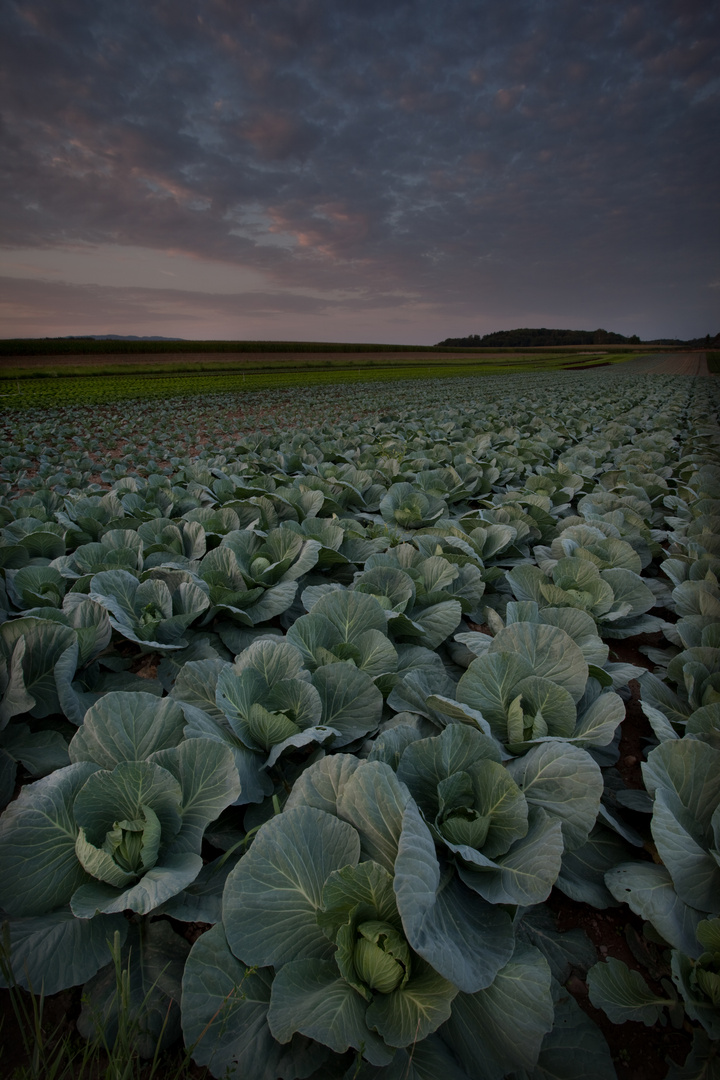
437,327 -> 720,348
437,328 -> 639,347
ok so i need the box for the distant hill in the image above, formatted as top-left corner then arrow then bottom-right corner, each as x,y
62,335 -> 185,341
644,332 -> 720,347
437,328 -> 720,348
436,328 -> 640,347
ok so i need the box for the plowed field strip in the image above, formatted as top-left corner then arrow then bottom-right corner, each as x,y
611,352 -> 710,375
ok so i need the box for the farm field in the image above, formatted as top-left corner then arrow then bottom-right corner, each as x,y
0,348 -> 634,411
608,353 -> 711,376
0,363 -> 718,1080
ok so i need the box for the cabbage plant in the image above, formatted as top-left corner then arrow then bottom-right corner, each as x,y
353,544 -> 467,648
182,764 -> 555,1078
54,491 -> 126,545
53,528 -> 144,580
379,481 -> 447,529
605,737 -> 720,937
287,587 -> 397,678
284,586 -> 441,696
0,691 -> 240,996
89,568 -> 210,649
390,722 -> 602,905
455,621 -> 625,753
507,557 -> 659,638
172,640 -> 384,807
533,523 -> 644,575
137,516 -> 207,569
190,528 -> 319,626
182,806 -> 460,1075
2,515 -> 66,560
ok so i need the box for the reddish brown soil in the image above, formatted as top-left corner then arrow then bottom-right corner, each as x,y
565,361 -> 612,370
0,350 -> 475,370
544,632 -> 695,1080
609,352 -> 711,375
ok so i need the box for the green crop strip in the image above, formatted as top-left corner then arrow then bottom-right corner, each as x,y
0,353 -> 616,409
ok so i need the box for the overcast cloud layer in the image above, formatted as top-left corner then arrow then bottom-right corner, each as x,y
1,0 -> 718,343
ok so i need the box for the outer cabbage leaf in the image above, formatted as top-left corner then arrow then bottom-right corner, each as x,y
335,761 -> 412,872
489,623 -> 589,703
0,907 -> 128,994
0,761 -> 99,915
181,923 -> 327,1080
223,805 -> 361,967
642,739 -> 720,914
1,617 -> 76,721
439,943 -> 554,1080
516,976 -> 617,1080
284,753 -> 362,817
506,742 -> 603,852
68,691 -> 186,768
587,958 -> 669,1026
268,958 -> 394,1067
149,738 -> 241,855
311,664 -> 384,745
394,800 -> 515,992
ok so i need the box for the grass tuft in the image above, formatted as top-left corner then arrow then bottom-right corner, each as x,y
0,924 -> 209,1080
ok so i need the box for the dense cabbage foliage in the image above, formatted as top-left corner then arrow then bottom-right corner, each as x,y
0,369 -> 719,1078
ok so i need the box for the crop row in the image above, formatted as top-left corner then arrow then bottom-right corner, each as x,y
0,369 -> 718,1079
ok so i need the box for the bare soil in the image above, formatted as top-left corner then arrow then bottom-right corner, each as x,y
606,352 -> 711,375
0,350 -> 482,370
543,630 -> 696,1080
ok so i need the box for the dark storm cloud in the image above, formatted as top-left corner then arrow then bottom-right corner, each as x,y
1,0 -> 718,339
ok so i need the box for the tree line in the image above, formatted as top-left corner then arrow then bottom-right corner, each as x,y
437,328 -> 640,347
436,328 -> 720,348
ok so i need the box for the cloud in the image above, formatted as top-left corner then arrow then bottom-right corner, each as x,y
0,0 -> 718,341
0,273 -> 441,343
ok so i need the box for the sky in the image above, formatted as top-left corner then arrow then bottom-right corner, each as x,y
0,0 -> 718,345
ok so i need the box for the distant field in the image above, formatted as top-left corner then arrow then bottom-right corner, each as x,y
0,337 -> 441,358
0,346 -> 628,378
0,348 -> 626,409
601,352 -> 710,376
4,349 -> 511,376
0,345 -> 709,410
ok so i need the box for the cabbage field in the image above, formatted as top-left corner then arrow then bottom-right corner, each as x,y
0,369 -> 718,1080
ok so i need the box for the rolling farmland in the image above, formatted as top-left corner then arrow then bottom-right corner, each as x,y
0,357 -> 718,1080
